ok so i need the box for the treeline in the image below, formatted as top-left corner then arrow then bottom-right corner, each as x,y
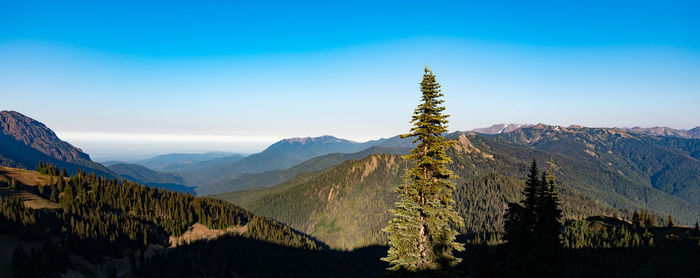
36,161 -> 66,177
563,217 -> 655,249
1,164 -> 319,276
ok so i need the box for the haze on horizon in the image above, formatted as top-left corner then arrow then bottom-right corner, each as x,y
2,1 -> 699,160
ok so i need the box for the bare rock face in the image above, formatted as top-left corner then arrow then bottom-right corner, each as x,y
0,110 -> 111,176
0,110 -> 90,162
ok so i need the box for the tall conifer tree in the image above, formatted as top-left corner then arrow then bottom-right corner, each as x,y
383,67 -> 464,271
505,160 -> 564,277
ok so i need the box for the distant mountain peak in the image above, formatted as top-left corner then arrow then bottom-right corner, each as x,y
623,126 -> 700,139
279,135 -> 348,145
471,123 -> 534,134
0,110 -> 90,162
0,110 -> 112,176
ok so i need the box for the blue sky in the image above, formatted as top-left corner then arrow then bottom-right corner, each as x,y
1,1 -> 699,159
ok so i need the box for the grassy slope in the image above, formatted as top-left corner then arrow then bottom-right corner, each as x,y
0,166 -> 59,209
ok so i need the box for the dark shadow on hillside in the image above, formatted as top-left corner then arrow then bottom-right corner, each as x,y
466,243 -> 700,278
564,246 -> 700,278
140,235 -> 390,278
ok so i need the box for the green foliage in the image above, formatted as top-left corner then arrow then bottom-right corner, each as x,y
240,136 -> 614,250
561,216 -> 700,277
492,125 -> 700,223
213,146 -> 410,205
632,209 -> 659,228
36,161 -> 61,176
0,167 -> 320,275
563,218 -> 654,248
249,154 -> 405,249
383,67 -> 464,271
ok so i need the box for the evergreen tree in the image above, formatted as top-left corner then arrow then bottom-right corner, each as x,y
522,160 -> 541,228
632,210 -> 641,227
383,67 -> 464,271
504,161 -> 541,275
504,160 -> 564,278
667,214 -> 674,228
538,160 -> 563,245
535,160 -> 564,277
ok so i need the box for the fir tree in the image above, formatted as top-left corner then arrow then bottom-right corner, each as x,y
522,160 -> 541,227
538,159 -> 563,246
632,210 -> 641,227
383,67 -> 464,271
667,214 -> 674,228
504,160 -> 564,278
535,159 -> 564,277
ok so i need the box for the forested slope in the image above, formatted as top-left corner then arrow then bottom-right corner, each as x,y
0,164 -> 319,277
227,131 -> 700,249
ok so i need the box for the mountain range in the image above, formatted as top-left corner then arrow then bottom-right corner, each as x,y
624,126 -> 700,139
216,126 -> 700,249
171,135 -> 411,195
2,109 -> 700,275
131,151 -> 245,172
2,110 -> 699,234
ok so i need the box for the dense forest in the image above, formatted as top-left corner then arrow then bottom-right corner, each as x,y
1,159 -> 699,277
235,147 -> 614,249
137,161 -> 700,277
0,162 -> 319,277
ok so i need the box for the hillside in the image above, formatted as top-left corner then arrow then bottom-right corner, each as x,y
223,129 -> 700,249
135,152 -> 245,172
0,111 -> 113,177
626,126 -> 700,139
180,135 -> 403,195
0,165 -> 320,277
107,163 -> 196,194
209,146 -> 411,195
0,166 -> 59,209
488,124 -> 700,208
560,216 -> 700,277
239,141 -> 612,249
109,163 -> 185,185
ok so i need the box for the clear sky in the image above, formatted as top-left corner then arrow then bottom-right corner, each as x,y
1,1 -> 699,160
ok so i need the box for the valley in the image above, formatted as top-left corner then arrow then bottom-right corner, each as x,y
1,111 -> 699,277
